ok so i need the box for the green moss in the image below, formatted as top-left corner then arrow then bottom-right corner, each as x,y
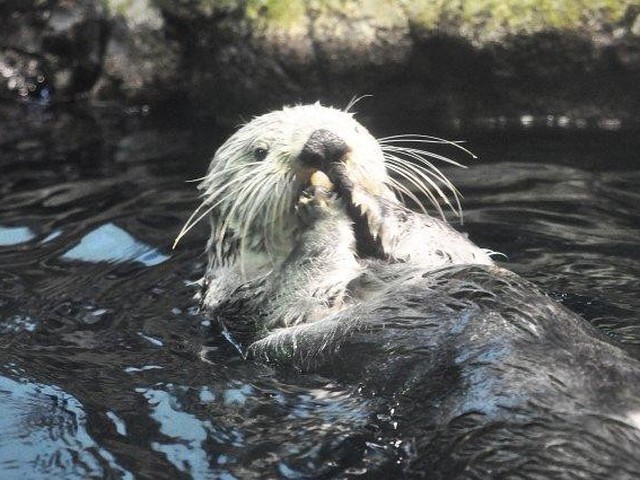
118,0 -> 634,34
104,0 -> 130,16
246,0 -> 306,26
404,0 -> 634,34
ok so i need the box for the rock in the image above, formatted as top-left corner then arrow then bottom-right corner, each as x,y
154,0 -> 414,122
1,0 -> 639,125
91,0 -> 183,104
152,0 -> 640,125
0,0 -> 105,102
0,48 -> 52,102
397,0 -> 640,122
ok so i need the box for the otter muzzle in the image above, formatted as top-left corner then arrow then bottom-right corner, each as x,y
299,129 -> 349,168
300,130 -> 388,260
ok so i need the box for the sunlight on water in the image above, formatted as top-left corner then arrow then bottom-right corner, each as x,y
62,223 -> 170,266
140,386 -> 215,477
0,375 -> 133,480
0,226 -> 35,246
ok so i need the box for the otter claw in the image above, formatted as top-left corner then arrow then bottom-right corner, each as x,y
296,186 -> 341,226
302,185 -> 333,200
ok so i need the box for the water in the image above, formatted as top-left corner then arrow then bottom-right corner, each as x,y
1,104 -> 639,479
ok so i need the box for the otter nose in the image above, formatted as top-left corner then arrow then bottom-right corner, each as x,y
299,129 -> 348,168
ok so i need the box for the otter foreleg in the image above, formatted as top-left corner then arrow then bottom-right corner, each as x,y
257,186 -> 361,330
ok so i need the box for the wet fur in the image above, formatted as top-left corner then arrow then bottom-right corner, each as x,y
189,104 -> 640,478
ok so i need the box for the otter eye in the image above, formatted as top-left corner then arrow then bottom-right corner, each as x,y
254,147 -> 268,161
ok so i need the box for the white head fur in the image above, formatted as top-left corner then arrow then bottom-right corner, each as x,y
176,103 -> 478,299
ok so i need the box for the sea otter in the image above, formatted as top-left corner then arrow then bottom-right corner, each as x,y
178,104 -> 640,478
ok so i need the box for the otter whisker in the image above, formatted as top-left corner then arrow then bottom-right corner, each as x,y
385,155 -> 462,217
240,171 -> 282,270
382,146 -> 463,213
385,162 -> 445,219
174,189 -> 241,250
386,147 -> 467,199
242,171 -> 286,251
185,175 -> 208,183
201,168 -> 263,202
274,173 -> 295,240
385,151 -> 455,193
199,162 -> 265,193
174,196 -> 229,249
263,171 -> 294,254
181,164 -> 264,233
261,179 -> 279,251
261,191 -> 277,254
174,199 -> 213,248
384,175 -> 430,215
270,177 -> 285,235
264,172 -> 290,251
400,160 -> 461,219
381,145 -> 467,205
216,164 -> 276,265
216,168 -> 269,241
380,145 -> 464,198
381,144 -> 466,172
344,94 -> 372,113
378,134 -> 477,159
174,168 -> 264,248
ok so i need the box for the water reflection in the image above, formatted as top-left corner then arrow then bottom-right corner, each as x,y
0,375 -> 133,480
140,386 -> 215,477
0,225 -> 35,246
62,223 -> 169,266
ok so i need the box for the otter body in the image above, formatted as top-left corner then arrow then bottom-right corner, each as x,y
183,104 -> 640,478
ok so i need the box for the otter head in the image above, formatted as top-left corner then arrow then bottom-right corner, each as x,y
176,103 -> 467,278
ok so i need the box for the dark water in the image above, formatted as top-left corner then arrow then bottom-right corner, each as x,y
1,104 -> 639,479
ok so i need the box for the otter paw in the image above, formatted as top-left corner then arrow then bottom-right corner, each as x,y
296,186 -> 342,226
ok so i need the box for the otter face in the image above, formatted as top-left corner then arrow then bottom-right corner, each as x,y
176,103 -> 468,274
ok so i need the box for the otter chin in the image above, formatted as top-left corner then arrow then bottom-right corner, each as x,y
179,103 -> 640,478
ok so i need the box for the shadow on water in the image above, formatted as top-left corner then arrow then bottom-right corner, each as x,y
0,102 -> 639,478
